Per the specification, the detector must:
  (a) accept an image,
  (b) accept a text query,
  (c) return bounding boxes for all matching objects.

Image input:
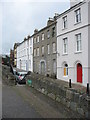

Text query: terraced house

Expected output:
[17,35,33,72]
[57,0,90,86]
[33,17,57,77]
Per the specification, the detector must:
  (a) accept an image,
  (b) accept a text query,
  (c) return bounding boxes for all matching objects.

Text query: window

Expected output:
[42,33,44,40]
[34,37,36,43]
[52,27,55,37]
[63,16,67,29]
[37,36,39,43]
[37,47,39,56]
[29,60,31,69]
[47,44,50,54]
[27,40,29,47]
[42,46,44,55]
[30,39,32,45]
[30,47,32,54]
[52,43,56,53]
[76,33,81,52]
[34,49,36,56]
[27,48,29,55]
[47,30,50,39]
[64,63,68,76]
[63,38,68,54]
[75,9,81,23]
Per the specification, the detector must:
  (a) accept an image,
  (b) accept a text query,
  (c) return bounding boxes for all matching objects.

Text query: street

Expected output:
[2,78,83,118]
[2,84,41,118]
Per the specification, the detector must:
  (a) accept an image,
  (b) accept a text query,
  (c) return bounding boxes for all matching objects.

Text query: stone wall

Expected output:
[2,65,15,85]
[26,72,90,118]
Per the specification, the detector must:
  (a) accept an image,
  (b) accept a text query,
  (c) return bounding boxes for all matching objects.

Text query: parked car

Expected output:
[15,71,28,84]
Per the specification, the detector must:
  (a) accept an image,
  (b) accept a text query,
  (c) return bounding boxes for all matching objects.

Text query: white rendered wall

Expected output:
[28,37,33,72]
[57,2,89,86]
[17,40,28,71]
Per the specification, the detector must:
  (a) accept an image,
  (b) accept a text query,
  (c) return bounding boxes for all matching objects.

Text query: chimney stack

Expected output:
[47,17,54,26]
[34,29,38,34]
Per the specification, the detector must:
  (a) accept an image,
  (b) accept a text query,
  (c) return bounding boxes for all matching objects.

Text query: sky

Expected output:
[0,0,70,55]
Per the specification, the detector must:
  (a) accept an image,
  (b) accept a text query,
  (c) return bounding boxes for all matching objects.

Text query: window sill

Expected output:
[74,51,82,54]
[62,27,67,30]
[62,53,68,56]
[74,21,81,25]
[53,52,57,54]
[63,76,68,78]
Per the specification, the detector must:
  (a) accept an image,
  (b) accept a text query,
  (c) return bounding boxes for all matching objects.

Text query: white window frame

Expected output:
[30,39,32,45]
[42,46,44,55]
[63,38,68,54]
[30,47,32,55]
[52,42,56,53]
[37,47,39,56]
[75,8,81,23]
[34,49,36,56]
[37,36,39,43]
[63,16,67,29]
[47,44,50,54]
[47,30,50,39]
[34,37,36,43]
[76,33,82,52]
[42,33,44,41]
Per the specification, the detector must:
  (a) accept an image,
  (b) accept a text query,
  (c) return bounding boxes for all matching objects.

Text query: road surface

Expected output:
[2,79,83,118]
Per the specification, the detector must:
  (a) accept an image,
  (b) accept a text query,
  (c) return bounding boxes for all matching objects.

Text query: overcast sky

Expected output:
[1,0,70,55]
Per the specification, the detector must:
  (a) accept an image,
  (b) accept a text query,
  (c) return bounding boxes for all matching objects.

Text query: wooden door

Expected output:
[77,63,82,83]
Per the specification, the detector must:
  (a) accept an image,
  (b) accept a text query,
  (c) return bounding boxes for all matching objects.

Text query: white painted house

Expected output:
[17,35,33,72]
[57,0,90,86]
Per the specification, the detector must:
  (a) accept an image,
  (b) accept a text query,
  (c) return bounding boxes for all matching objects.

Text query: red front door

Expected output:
[77,63,82,83]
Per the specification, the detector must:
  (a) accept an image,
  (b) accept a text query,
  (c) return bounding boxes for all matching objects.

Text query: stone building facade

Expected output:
[33,18,57,77]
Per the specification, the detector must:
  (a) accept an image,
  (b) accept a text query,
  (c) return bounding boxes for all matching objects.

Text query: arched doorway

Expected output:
[41,61,45,75]
[77,63,82,83]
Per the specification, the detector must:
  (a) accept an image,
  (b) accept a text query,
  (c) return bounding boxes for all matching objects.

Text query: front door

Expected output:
[41,62,45,75]
[77,63,82,83]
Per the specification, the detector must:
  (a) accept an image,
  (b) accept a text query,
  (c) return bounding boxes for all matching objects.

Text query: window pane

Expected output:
[47,30,50,38]
[42,33,44,40]
[37,36,39,42]
[48,45,50,54]
[53,43,56,53]
[76,33,81,51]
[75,9,81,23]
[52,27,55,37]
[63,16,67,29]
